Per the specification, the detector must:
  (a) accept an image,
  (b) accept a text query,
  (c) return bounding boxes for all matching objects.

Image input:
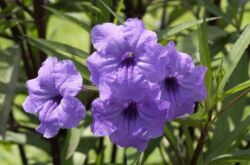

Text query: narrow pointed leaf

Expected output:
[98,0,124,24]
[0,47,20,138]
[158,17,219,40]
[218,25,250,93]
[44,6,91,32]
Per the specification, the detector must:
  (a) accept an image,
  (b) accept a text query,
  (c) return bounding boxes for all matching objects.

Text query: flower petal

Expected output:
[138,97,168,138]
[122,18,157,51]
[91,23,127,55]
[36,122,60,138]
[91,98,122,136]
[54,60,82,96]
[57,96,86,128]
[86,52,119,86]
[38,57,58,89]
[110,66,149,101]
[110,130,149,151]
[25,78,57,113]
[36,100,60,138]
[23,96,40,114]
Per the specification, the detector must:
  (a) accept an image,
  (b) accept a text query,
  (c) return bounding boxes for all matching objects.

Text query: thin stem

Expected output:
[190,126,207,165]
[33,0,47,63]
[14,0,35,18]
[164,130,183,165]
[160,0,167,30]
[208,88,250,129]
[0,0,36,79]
[158,144,168,165]
[18,145,28,165]
[190,109,213,165]
[0,33,16,40]
[49,136,61,165]
[111,143,117,163]
[8,112,28,165]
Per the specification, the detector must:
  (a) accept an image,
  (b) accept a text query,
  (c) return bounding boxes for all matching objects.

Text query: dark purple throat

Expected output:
[164,76,179,93]
[120,52,135,67]
[122,101,138,120]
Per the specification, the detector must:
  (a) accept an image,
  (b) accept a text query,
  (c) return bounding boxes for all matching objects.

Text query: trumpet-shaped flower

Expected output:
[87,18,159,97]
[91,84,169,151]
[147,42,207,120]
[23,57,86,138]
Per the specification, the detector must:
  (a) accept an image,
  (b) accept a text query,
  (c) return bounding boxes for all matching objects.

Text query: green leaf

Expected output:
[197,19,212,108]
[62,127,84,159]
[142,137,163,163]
[223,80,250,97]
[196,0,231,24]
[26,37,90,81]
[206,115,250,161]
[217,24,250,93]
[26,37,89,58]
[210,149,250,164]
[0,47,20,138]
[158,17,219,41]
[113,0,123,24]
[44,6,91,32]
[98,0,125,24]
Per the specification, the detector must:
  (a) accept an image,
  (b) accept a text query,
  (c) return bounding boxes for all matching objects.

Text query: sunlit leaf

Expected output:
[98,0,125,24]
[0,47,20,138]
[44,6,91,32]
[211,149,250,164]
[218,25,250,93]
[62,127,84,159]
[197,19,212,108]
[158,17,219,40]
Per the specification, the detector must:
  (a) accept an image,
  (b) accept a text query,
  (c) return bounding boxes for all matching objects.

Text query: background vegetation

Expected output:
[0,0,250,164]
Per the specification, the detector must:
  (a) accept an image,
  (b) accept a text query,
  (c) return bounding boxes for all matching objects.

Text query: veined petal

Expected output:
[38,57,57,89]
[91,23,128,55]
[91,98,122,136]
[110,127,149,151]
[122,18,157,51]
[54,60,82,96]
[25,79,57,112]
[36,122,60,139]
[57,96,86,128]
[86,51,119,86]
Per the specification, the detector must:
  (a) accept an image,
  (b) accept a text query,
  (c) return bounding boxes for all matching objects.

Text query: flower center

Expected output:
[53,95,63,105]
[120,52,135,67]
[122,101,138,120]
[164,76,179,93]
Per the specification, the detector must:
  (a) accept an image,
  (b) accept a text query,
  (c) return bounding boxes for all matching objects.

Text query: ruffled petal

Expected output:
[166,100,195,121]
[110,66,149,101]
[37,57,57,89]
[91,98,122,136]
[22,96,40,114]
[25,79,57,113]
[137,96,168,138]
[54,60,82,96]
[57,96,86,128]
[36,122,60,138]
[110,128,149,151]
[86,51,119,86]
[36,100,60,138]
[122,18,157,51]
[138,44,168,82]
[179,66,207,100]
[91,23,128,55]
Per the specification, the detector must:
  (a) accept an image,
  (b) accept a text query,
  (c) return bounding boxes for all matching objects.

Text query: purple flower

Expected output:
[87,18,159,97]
[91,84,169,151]
[147,42,207,121]
[23,57,86,138]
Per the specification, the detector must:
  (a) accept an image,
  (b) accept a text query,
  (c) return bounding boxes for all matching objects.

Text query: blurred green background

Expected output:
[1,0,250,164]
